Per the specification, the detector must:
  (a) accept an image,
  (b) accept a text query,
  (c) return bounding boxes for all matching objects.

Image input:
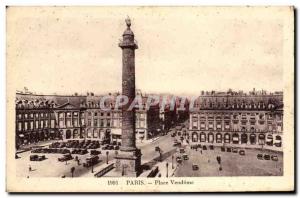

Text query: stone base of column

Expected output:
[114,149,142,177]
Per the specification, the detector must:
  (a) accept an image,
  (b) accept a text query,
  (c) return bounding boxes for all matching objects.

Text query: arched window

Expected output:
[232,133,239,144]
[192,132,198,142]
[216,133,222,143]
[224,133,230,143]
[208,132,214,143]
[200,132,206,142]
[241,133,248,144]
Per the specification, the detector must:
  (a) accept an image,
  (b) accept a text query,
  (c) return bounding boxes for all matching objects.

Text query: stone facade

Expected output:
[15,92,161,149]
[188,90,283,148]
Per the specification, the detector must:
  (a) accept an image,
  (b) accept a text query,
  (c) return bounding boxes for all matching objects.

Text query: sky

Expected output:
[7,6,288,96]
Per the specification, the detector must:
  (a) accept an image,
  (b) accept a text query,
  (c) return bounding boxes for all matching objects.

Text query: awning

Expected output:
[111,128,121,135]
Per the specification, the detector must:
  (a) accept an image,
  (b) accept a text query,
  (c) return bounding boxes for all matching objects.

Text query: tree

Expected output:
[71,167,75,178]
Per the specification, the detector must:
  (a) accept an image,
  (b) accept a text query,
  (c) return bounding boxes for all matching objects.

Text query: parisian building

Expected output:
[15,91,168,149]
[188,89,283,148]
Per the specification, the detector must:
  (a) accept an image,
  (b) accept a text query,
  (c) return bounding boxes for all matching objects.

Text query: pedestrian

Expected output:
[29,165,32,172]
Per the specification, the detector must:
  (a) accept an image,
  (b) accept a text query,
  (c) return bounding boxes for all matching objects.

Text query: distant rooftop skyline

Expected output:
[8,7,286,96]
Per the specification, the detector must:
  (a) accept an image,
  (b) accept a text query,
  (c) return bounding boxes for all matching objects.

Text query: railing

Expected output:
[94,163,114,177]
[147,166,159,178]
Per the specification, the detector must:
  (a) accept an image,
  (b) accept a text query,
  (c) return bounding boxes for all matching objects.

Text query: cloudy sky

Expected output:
[7,6,288,95]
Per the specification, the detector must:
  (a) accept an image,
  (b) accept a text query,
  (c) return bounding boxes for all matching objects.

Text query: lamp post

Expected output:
[106,151,109,164]
[166,162,169,178]
[172,155,174,169]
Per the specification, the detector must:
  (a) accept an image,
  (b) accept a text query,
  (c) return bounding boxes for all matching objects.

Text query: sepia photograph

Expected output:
[5,6,294,192]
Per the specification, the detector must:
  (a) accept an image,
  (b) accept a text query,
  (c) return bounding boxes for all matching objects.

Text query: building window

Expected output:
[51,120,55,128]
[192,121,198,129]
[35,121,39,129]
[18,114,22,119]
[41,113,44,118]
[81,118,85,126]
[94,119,98,127]
[30,121,33,130]
[59,113,64,118]
[59,120,64,128]
[200,122,205,129]
[73,119,78,127]
[208,122,214,129]
[100,119,104,127]
[66,119,71,127]
[94,112,97,116]
[107,113,111,117]
[18,122,22,131]
[40,120,44,128]
[30,113,34,118]
[45,120,48,128]
[107,119,111,127]
[140,121,145,128]
[113,119,118,127]
[88,119,91,127]
[100,112,104,116]
[66,112,71,117]
[73,112,78,117]
[24,114,28,119]
[88,112,92,116]
[35,113,39,118]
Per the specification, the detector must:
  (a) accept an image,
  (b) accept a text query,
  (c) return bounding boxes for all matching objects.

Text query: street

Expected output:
[15,129,283,177]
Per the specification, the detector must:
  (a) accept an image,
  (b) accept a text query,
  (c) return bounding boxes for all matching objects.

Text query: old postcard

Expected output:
[6,6,294,192]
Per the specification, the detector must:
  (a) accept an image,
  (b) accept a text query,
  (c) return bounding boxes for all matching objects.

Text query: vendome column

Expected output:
[115,17,142,177]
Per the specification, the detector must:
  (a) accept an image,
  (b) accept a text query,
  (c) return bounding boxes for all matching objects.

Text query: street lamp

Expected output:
[172,155,174,169]
[166,162,169,178]
[106,151,109,164]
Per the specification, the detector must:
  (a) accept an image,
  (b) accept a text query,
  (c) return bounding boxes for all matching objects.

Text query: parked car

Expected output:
[239,150,245,156]
[232,148,238,153]
[226,147,232,152]
[179,148,185,153]
[209,145,214,150]
[58,154,73,162]
[221,147,225,152]
[171,133,176,137]
[176,156,182,163]
[37,155,46,161]
[192,164,199,171]
[30,155,39,161]
[264,154,271,160]
[83,155,100,167]
[114,145,120,150]
[274,136,282,147]
[266,134,274,146]
[102,144,109,150]
[203,145,207,150]
[257,154,263,160]
[182,154,189,160]
[271,155,278,161]
[90,150,101,155]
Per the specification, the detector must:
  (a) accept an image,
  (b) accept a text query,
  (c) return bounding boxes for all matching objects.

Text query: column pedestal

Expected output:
[115,149,142,177]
